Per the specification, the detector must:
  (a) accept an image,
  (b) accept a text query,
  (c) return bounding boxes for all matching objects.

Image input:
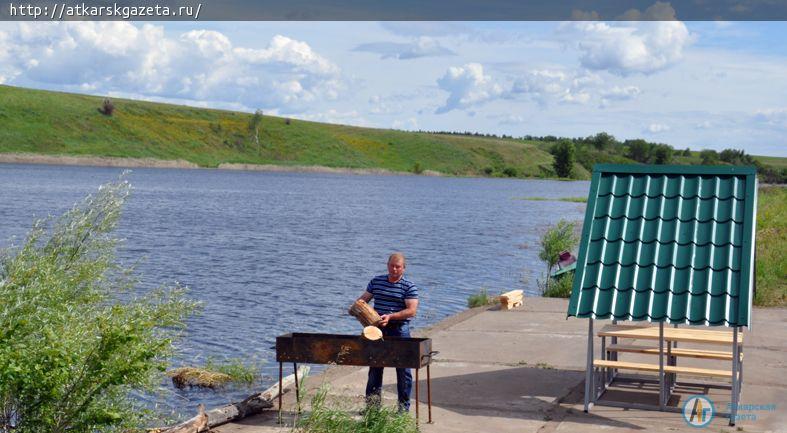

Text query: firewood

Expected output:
[349,299,382,327]
[362,326,383,340]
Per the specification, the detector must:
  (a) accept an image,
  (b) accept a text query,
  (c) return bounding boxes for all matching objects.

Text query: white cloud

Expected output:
[293,109,369,127]
[1,23,342,113]
[754,108,787,127]
[511,69,600,106]
[645,123,670,133]
[353,37,455,60]
[392,117,418,130]
[562,19,693,76]
[695,120,713,129]
[436,63,503,114]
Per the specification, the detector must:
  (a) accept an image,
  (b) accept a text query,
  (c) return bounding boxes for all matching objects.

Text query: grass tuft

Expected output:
[754,186,787,306]
[467,288,498,308]
[297,387,418,433]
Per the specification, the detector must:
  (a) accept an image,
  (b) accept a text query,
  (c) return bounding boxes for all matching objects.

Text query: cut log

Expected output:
[362,326,383,341]
[349,299,382,327]
[154,365,309,433]
[157,404,208,433]
[499,290,523,310]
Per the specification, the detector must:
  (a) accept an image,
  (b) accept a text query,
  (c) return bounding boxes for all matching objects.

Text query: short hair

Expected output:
[388,252,406,265]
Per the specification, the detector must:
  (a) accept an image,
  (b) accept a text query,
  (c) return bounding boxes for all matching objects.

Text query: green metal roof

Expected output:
[567,164,758,327]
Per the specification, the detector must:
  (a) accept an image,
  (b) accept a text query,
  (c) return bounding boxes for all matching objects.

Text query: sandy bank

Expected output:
[0,153,443,177]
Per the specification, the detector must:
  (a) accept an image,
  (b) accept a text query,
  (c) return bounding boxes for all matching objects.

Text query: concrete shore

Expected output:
[214,298,787,433]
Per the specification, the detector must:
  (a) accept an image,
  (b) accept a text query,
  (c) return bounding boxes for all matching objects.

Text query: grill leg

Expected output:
[427,364,433,424]
[278,362,283,424]
[415,368,420,424]
[293,362,300,413]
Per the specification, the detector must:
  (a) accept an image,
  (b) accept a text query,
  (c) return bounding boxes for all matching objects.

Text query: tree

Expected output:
[652,144,674,164]
[538,220,579,294]
[590,132,616,151]
[625,139,652,163]
[551,140,576,178]
[0,178,199,432]
[249,109,264,155]
[700,149,720,165]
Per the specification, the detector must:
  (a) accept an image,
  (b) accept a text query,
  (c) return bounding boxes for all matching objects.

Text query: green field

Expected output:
[755,186,787,306]
[0,85,559,178]
[1,85,784,182]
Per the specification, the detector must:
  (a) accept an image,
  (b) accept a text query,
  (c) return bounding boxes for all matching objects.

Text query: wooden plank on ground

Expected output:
[593,359,733,378]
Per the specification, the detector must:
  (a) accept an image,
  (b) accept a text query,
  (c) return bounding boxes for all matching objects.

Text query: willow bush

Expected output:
[0,178,199,433]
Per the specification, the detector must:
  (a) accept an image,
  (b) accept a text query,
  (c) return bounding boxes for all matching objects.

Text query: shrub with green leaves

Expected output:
[538,220,579,295]
[0,178,199,432]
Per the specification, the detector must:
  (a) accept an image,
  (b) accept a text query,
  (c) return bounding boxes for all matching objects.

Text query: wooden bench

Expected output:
[605,344,740,361]
[598,324,743,345]
[594,359,733,379]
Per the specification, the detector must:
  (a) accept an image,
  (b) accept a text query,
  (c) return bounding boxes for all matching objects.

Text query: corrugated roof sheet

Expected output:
[567,164,758,327]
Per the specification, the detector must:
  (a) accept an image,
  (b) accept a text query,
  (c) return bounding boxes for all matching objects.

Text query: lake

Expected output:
[0,163,589,419]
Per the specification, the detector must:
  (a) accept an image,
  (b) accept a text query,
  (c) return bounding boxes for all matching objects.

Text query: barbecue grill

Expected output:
[276,332,437,423]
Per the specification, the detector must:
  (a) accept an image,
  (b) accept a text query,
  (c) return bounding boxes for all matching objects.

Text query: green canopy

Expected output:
[567,164,758,327]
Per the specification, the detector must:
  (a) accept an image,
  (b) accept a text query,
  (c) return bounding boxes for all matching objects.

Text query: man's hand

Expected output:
[378,314,391,327]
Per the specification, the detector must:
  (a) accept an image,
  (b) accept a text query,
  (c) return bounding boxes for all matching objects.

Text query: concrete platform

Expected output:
[213,298,787,433]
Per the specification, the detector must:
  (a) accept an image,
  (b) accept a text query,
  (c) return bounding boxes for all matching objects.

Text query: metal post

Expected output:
[659,322,665,410]
[600,335,607,388]
[293,362,300,412]
[427,364,433,424]
[415,367,420,424]
[584,318,594,412]
[730,327,740,426]
[278,362,283,424]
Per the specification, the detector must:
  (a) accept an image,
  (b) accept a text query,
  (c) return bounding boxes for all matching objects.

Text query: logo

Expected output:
[683,395,714,428]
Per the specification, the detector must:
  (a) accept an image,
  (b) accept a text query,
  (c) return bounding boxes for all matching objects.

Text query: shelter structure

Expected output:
[567,164,758,425]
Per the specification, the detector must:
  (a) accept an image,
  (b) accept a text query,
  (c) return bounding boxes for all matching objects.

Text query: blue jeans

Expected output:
[365,321,412,411]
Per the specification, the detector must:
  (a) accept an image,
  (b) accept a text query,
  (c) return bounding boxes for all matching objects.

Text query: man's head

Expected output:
[387,252,406,282]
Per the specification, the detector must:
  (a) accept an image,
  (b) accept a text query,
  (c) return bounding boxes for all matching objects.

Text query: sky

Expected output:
[1,14,787,156]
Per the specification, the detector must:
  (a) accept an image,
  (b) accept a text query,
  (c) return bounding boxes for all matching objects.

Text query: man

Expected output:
[352,252,419,412]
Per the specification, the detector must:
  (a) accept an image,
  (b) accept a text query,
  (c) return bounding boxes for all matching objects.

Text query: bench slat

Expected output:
[605,344,738,360]
[594,359,733,378]
[598,324,743,345]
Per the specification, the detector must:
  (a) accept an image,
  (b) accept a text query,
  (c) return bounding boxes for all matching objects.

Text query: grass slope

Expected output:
[0,85,555,178]
[755,186,787,306]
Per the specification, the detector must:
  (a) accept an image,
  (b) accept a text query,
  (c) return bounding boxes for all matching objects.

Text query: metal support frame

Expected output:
[585,321,745,424]
[730,327,740,426]
[584,318,594,412]
[658,322,665,409]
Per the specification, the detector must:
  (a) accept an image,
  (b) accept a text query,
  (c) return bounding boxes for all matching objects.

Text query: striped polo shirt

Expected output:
[366,274,418,320]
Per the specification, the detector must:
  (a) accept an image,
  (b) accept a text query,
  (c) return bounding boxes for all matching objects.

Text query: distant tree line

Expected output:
[389,129,784,183]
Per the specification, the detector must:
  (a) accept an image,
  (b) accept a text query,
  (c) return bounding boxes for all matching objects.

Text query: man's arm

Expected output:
[348,291,373,315]
[379,299,418,327]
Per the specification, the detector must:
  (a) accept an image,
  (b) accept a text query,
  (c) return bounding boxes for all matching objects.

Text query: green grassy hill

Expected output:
[0,85,560,178]
[1,85,784,181]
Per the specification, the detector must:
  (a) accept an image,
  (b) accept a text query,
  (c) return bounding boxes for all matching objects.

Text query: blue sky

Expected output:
[1,16,786,156]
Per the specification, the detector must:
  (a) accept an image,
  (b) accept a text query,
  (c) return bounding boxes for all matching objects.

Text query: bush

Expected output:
[467,288,496,308]
[412,162,423,174]
[0,178,199,432]
[502,166,518,177]
[98,98,114,116]
[542,274,574,298]
[538,220,579,294]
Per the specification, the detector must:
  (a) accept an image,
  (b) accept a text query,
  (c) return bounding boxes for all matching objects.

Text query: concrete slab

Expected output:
[211,299,787,433]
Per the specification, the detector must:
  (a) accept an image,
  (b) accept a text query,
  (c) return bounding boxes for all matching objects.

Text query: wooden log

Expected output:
[349,299,382,327]
[362,326,383,341]
[157,404,208,433]
[155,365,309,433]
